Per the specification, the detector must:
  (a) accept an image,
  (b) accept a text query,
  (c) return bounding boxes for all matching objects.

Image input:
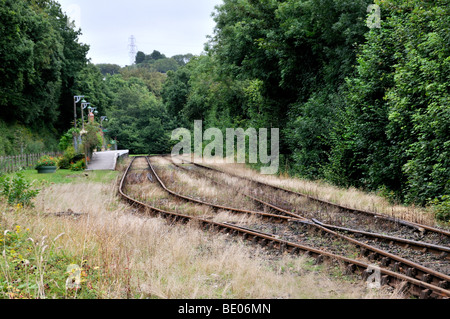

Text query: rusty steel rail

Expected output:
[169,156,450,261]
[178,157,450,238]
[119,156,450,299]
[162,155,306,220]
[311,219,450,260]
[147,157,300,223]
[148,156,450,293]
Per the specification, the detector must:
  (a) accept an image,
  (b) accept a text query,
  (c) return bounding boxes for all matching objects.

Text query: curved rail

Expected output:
[177,156,450,238]
[147,157,301,222]
[148,156,450,290]
[170,156,450,261]
[118,156,450,299]
[166,156,308,218]
[311,219,450,260]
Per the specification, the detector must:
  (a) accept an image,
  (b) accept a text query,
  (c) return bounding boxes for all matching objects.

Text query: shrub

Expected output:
[57,156,71,170]
[429,195,450,224]
[58,128,80,151]
[0,171,40,207]
[58,146,85,169]
[70,159,86,171]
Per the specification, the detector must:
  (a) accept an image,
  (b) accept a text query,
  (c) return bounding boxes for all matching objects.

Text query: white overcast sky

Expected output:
[56,0,223,66]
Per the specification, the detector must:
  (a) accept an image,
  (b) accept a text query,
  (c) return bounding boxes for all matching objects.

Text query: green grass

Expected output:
[3,169,119,185]
[0,225,102,299]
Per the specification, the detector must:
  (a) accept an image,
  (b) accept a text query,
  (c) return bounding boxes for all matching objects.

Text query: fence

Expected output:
[0,152,61,174]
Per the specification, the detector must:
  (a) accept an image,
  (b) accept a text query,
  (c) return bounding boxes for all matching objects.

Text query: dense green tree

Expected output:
[105,75,174,154]
[96,64,121,76]
[135,51,146,64]
[0,0,88,153]
[72,63,110,119]
[147,50,166,61]
[162,68,192,124]
[329,0,450,205]
[161,0,449,208]
[172,54,194,67]
[120,66,167,97]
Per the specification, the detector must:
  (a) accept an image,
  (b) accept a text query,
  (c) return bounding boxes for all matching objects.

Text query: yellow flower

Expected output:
[15,225,21,234]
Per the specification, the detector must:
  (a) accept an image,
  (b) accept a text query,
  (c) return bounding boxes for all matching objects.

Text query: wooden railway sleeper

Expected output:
[391,262,401,272]
[369,252,378,261]
[381,275,390,286]
[420,289,432,299]
[406,267,417,278]
[422,274,432,283]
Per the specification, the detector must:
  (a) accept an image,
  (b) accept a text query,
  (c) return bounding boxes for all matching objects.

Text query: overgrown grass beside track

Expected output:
[1,160,400,299]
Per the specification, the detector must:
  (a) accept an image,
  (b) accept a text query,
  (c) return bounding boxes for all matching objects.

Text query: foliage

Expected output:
[327,0,450,205]
[70,159,86,172]
[96,63,121,76]
[72,63,111,119]
[0,224,101,299]
[428,195,450,224]
[57,146,84,170]
[0,171,40,207]
[0,0,89,133]
[105,75,175,154]
[58,128,80,152]
[119,66,167,97]
[81,123,102,159]
[134,50,179,73]
[0,120,58,156]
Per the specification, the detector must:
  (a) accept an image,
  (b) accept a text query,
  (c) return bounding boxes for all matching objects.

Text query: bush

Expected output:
[0,171,40,207]
[429,195,450,224]
[57,156,71,170]
[59,128,80,151]
[58,146,85,169]
[70,159,86,171]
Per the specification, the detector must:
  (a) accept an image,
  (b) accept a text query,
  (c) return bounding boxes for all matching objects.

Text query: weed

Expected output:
[0,171,40,207]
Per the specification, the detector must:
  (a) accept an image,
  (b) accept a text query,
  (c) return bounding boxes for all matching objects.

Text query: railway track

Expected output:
[149,156,450,290]
[172,156,450,243]
[119,156,450,299]
[180,156,450,239]
[166,156,450,262]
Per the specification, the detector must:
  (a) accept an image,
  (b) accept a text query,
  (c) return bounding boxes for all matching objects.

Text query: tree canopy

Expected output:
[161,0,450,209]
[1,0,448,211]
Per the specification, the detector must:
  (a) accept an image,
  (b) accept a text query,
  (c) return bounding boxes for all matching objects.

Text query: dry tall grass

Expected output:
[0,163,400,299]
[183,155,436,227]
